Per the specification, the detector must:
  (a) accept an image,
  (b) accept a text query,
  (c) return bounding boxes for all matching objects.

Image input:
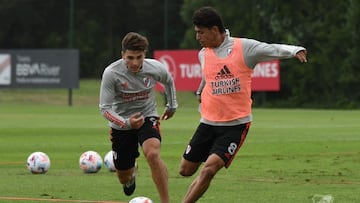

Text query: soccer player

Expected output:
[179,7,307,203]
[99,32,178,203]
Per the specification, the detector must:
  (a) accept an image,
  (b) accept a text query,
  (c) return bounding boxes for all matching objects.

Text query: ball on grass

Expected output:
[26,151,51,174]
[129,196,154,203]
[79,150,102,173]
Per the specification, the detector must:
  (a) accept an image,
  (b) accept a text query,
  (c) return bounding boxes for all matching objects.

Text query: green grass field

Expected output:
[0,80,359,203]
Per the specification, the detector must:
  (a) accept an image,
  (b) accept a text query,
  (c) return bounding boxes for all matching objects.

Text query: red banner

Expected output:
[154,50,279,92]
[251,60,280,91]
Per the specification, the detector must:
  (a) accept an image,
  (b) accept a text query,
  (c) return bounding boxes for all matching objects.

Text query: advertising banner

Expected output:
[251,60,280,91]
[154,50,279,92]
[154,50,201,91]
[0,49,79,88]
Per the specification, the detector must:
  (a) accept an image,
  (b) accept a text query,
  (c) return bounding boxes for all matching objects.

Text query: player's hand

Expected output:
[129,112,145,129]
[161,110,175,120]
[296,50,307,63]
[196,92,201,103]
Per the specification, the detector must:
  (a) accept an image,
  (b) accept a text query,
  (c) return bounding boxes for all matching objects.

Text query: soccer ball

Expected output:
[104,150,116,172]
[129,196,154,203]
[79,150,103,173]
[26,152,51,174]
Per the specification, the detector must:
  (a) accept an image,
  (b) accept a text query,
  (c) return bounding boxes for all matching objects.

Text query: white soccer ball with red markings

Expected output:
[26,152,51,174]
[104,150,116,172]
[79,150,103,173]
[129,196,154,203]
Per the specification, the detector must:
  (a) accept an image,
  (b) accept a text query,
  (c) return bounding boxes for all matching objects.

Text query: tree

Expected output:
[0,0,186,78]
[340,0,360,108]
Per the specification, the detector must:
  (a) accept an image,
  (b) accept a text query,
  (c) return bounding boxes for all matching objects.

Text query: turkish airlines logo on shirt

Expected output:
[211,65,241,95]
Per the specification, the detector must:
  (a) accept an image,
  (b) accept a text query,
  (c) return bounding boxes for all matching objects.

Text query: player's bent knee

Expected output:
[179,166,197,177]
[179,159,201,176]
[179,169,193,177]
[144,151,160,164]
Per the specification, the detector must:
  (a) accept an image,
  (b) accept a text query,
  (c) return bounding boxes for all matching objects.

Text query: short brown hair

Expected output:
[121,32,149,51]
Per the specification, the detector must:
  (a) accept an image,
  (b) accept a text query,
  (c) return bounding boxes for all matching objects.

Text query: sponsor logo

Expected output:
[215,65,234,80]
[119,91,150,102]
[211,66,241,95]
